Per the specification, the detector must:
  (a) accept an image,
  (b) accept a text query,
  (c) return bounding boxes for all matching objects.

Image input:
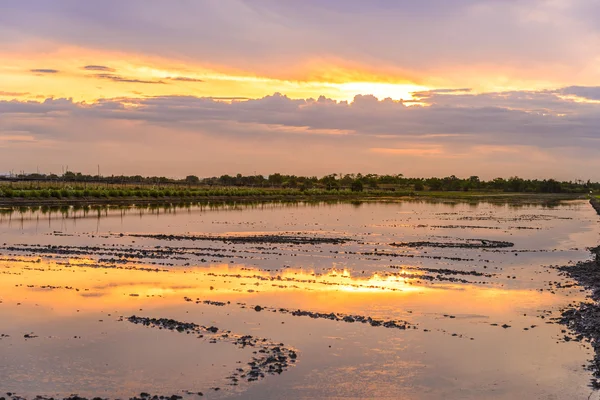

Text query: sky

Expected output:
[1,0,600,179]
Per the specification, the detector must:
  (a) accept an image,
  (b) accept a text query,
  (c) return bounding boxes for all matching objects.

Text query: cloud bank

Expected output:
[1,87,599,179]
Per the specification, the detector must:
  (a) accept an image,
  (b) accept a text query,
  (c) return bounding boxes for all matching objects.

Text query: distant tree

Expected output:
[63,171,77,180]
[491,177,507,190]
[540,179,563,193]
[340,174,355,186]
[351,180,364,192]
[300,181,313,191]
[427,178,442,191]
[268,173,284,187]
[185,175,200,184]
[320,174,338,190]
[468,176,481,189]
[441,175,461,191]
[507,176,524,192]
[283,176,298,188]
[219,175,235,186]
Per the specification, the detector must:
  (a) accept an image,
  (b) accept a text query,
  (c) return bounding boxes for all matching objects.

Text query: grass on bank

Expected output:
[0,184,586,204]
[0,186,415,200]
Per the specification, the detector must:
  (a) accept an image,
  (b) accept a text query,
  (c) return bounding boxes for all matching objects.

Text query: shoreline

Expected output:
[0,192,584,208]
[591,197,600,215]
[558,198,600,388]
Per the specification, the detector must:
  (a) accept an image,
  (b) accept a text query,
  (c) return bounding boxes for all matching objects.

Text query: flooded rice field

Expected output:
[1,199,599,400]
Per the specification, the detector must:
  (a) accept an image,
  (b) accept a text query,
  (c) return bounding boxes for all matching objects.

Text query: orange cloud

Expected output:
[0,46,433,103]
[2,39,590,106]
[370,147,445,156]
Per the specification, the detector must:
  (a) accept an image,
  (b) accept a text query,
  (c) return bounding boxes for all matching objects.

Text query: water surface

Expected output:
[1,200,599,399]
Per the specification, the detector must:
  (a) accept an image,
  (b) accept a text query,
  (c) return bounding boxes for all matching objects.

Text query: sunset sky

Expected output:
[2,0,600,179]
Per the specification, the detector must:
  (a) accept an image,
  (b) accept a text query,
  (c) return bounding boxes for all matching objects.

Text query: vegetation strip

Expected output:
[0,172,588,207]
[0,171,592,193]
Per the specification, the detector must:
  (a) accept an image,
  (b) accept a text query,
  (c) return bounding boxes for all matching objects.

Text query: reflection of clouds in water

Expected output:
[79,292,105,298]
[0,257,564,321]
[91,281,168,290]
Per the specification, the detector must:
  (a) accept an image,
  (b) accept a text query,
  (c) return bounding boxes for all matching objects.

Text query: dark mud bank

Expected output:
[591,198,600,216]
[558,199,600,388]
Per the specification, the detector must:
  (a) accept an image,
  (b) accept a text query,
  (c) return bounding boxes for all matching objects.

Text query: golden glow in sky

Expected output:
[0,48,569,105]
[0,48,429,103]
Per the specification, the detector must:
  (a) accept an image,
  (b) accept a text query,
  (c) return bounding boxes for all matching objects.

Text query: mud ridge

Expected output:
[390,239,514,249]
[186,299,476,340]
[126,316,297,386]
[124,233,352,245]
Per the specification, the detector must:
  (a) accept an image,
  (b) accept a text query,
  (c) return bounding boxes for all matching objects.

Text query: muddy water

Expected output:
[0,200,599,399]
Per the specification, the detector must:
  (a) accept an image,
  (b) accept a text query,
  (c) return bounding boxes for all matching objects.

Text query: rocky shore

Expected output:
[557,199,600,388]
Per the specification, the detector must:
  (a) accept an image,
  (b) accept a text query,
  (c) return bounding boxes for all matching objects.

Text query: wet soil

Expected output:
[390,239,514,249]
[557,200,600,388]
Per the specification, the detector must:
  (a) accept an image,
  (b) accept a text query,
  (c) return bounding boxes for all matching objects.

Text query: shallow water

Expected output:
[0,199,599,399]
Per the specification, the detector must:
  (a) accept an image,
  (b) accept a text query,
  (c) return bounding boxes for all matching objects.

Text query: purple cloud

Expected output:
[30,69,59,74]
[82,65,116,72]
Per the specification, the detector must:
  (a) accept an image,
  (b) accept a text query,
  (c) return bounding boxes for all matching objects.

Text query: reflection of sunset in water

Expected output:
[0,257,561,319]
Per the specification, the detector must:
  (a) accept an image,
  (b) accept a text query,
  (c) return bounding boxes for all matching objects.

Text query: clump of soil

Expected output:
[390,239,514,249]
[558,246,600,301]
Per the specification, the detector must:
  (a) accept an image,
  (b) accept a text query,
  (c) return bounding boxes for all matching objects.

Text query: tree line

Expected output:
[1,172,597,193]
